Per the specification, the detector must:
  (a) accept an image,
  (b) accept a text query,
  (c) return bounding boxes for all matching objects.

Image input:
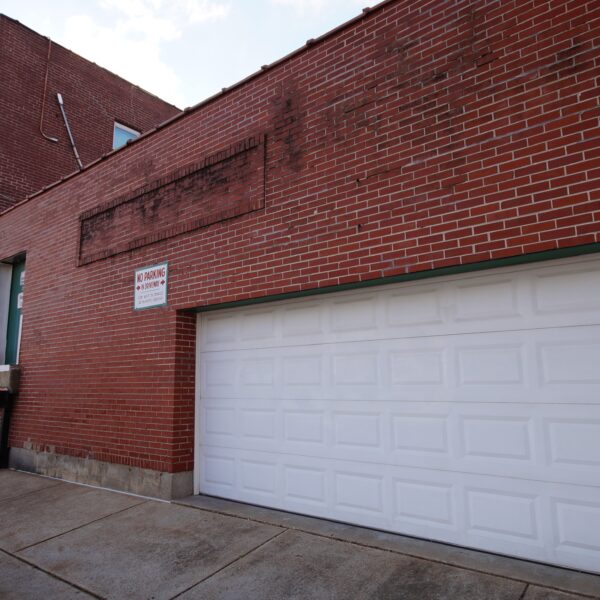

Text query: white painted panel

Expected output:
[241,311,275,341]
[455,279,518,321]
[394,480,454,526]
[197,254,600,573]
[204,314,235,344]
[461,417,531,460]
[205,359,236,385]
[241,410,276,440]
[386,288,442,326]
[335,472,383,514]
[284,411,324,443]
[466,489,539,541]
[284,466,326,505]
[331,297,376,332]
[553,498,600,572]
[392,415,448,454]
[203,454,235,487]
[240,460,277,495]
[205,408,235,436]
[547,421,600,467]
[333,353,377,385]
[282,304,322,336]
[390,350,443,384]
[283,356,321,385]
[334,413,380,448]
[458,346,523,385]
[240,358,274,385]
[555,500,600,548]
[540,342,600,383]
[534,267,600,314]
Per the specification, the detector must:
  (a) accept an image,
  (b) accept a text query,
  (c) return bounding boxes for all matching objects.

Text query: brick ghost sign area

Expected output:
[78,135,266,265]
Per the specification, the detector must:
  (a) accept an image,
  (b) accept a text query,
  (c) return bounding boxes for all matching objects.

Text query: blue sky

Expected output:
[2,0,367,108]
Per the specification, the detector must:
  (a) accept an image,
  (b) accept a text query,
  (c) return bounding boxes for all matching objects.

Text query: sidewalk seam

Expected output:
[0,547,105,599]
[518,583,530,600]
[0,481,64,504]
[14,500,147,553]
[168,528,289,600]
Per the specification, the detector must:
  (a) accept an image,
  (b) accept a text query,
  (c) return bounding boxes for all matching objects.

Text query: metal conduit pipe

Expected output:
[56,93,83,171]
[39,38,58,143]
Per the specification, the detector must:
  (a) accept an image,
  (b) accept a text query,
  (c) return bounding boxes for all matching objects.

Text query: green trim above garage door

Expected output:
[192,243,600,313]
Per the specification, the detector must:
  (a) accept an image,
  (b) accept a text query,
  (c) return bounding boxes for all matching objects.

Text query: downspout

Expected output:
[39,38,58,143]
[56,93,83,171]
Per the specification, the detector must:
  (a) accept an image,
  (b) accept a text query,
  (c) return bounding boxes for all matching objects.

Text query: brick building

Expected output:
[0,14,180,209]
[1,0,600,574]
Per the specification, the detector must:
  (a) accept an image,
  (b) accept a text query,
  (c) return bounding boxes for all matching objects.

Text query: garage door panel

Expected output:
[200,401,600,487]
[200,259,600,353]
[546,419,600,469]
[552,497,600,571]
[201,328,600,404]
[197,255,600,573]
[533,264,600,315]
[538,339,600,385]
[198,445,600,571]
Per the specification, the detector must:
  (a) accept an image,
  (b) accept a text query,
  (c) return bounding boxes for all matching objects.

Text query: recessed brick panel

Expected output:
[78,136,266,264]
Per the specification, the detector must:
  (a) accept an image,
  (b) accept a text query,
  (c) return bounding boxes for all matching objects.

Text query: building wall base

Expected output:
[8,447,193,500]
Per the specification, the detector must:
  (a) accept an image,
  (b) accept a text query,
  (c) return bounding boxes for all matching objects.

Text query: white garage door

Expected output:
[196,255,600,573]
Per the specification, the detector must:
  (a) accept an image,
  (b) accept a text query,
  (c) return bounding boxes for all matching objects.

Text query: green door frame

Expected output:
[5,260,25,365]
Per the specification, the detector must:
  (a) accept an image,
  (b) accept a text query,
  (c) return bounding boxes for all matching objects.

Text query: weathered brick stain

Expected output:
[79,136,266,264]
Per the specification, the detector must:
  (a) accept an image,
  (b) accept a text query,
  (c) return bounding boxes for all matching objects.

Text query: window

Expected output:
[112,122,140,150]
[1,256,25,365]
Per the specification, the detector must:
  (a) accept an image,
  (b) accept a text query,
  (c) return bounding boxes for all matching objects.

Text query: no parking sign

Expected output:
[134,263,168,310]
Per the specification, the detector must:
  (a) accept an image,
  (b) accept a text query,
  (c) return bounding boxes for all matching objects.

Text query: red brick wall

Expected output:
[1,0,599,475]
[0,15,180,206]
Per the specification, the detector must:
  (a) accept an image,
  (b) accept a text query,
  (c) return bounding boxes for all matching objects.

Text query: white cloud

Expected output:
[62,0,230,107]
[271,0,363,16]
[99,0,230,26]
[173,0,230,22]
[63,14,184,106]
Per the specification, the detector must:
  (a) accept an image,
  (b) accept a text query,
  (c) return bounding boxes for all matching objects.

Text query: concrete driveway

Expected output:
[0,470,598,600]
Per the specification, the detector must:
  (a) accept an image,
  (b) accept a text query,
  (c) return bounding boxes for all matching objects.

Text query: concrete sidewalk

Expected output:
[0,470,598,600]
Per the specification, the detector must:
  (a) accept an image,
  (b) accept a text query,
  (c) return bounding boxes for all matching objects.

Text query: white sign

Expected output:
[134,263,168,310]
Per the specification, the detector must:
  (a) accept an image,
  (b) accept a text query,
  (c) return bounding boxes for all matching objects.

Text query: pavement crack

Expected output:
[518,583,530,600]
[0,481,64,504]
[168,527,289,600]
[14,500,147,553]
[0,547,105,599]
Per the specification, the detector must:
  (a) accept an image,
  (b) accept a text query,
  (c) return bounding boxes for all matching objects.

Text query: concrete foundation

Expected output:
[9,447,193,500]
